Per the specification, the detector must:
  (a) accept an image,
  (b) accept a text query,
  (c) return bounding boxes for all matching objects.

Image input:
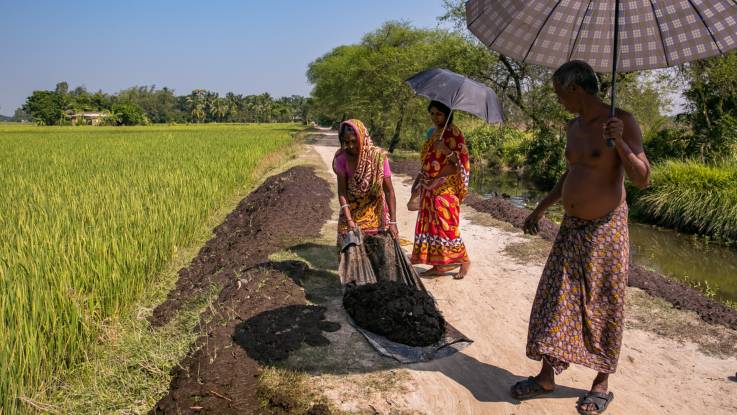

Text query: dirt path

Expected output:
[309,138,737,415]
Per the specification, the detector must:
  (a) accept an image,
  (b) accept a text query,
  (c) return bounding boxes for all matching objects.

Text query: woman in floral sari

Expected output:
[335,120,431,290]
[411,101,471,279]
[333,119,398,243]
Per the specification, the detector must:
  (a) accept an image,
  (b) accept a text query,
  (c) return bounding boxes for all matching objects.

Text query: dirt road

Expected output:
[308,137,737,415]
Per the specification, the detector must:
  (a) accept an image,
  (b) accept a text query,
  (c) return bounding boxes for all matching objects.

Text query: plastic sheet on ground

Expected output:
[338,232,473,363]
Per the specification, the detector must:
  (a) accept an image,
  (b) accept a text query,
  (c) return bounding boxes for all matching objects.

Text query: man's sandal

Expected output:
[576,391,614,414]
[510,377,554,400]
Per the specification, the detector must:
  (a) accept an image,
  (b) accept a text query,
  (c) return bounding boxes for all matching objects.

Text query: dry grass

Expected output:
[503,237,553,266]
[465,209,518,233]
[626,288,737,357]
[257,367,337,415]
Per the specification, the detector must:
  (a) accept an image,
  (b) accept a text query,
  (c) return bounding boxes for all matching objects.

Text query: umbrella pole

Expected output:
[440,109,453,139]
[607,0,621,148]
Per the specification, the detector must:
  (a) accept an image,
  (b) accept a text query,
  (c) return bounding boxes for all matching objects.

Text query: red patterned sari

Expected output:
[411,124,470,265]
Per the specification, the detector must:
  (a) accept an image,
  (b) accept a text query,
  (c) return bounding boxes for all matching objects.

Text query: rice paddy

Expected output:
[0,123,299,413]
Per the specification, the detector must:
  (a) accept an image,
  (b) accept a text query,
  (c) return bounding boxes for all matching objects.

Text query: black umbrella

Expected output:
[405,68,503,136]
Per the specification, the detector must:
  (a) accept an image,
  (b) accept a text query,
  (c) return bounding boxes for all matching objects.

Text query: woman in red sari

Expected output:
[411,101,471,279]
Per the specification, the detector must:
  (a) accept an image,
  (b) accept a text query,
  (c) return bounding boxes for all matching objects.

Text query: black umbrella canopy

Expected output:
[405,68,503,124]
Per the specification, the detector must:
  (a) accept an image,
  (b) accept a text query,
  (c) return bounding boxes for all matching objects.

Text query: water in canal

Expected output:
[469,169,737,304]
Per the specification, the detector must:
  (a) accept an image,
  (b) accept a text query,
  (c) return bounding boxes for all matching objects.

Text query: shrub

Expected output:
[111,102,149,126]
[465,125,530,169]
[631,160,737,242]
[644,126,692,163]
[524,127,567,189]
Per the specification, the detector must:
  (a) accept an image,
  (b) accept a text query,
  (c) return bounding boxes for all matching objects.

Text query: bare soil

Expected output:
[151,166,336,414]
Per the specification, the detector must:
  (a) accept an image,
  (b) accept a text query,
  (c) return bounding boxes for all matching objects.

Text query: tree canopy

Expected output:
[21,84,309,126]
[307,21,495,151]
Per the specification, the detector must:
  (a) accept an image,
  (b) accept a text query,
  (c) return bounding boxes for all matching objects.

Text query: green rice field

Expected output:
[0,123,299,413]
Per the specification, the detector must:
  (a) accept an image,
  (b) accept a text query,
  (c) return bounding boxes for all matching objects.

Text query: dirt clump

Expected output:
[152,166,335,414]
[343,280,445,347]
[149,166,333,328]
[628,266,737,331]
[465,193,559,241]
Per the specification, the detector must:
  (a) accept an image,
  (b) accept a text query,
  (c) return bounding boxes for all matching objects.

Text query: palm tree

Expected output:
[186,89,208,123]
[259,93,273,123]
[191,105,205,123]
[225,92,242,122]
[213,99,229,122]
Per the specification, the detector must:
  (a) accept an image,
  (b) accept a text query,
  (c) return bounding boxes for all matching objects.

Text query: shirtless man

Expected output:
[510,60,650,415]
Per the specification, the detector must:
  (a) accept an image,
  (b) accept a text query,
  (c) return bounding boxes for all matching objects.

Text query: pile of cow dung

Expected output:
[343,280,445,346]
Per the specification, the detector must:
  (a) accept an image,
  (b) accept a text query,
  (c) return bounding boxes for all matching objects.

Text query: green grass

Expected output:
[465,125,532,170]
[36,284,220,414]
[0,123,299,413]
[631,160,737,243]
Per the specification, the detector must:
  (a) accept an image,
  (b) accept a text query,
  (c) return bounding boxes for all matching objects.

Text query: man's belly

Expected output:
[562,166,624,220]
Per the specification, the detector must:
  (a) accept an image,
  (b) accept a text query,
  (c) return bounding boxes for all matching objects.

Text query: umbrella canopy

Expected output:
[405,68,504,124]
[466,0,737,73]
[466,0,737,146]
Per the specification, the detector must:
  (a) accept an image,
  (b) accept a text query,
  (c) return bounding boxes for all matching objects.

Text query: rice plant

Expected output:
[0,123,298,413]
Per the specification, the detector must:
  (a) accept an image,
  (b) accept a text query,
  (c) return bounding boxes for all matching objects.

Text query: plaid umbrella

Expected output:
[466,0,737,144]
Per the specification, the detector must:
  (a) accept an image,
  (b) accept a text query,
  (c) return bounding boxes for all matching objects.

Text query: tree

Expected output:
[12,107,33,122]
[307,21,495,151]
[212,98,229,122]
[225,92,242,121]
[111,102,148,125]
[681,51,737,161]
[117,86,182,123]
[55,81,69,95]
[186,89,208,123]
[20,82,307,126]
[23,90,66,125]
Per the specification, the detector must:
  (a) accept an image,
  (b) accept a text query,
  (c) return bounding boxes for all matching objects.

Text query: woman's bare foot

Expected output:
[420,265,457,277]
[454,262,471,279]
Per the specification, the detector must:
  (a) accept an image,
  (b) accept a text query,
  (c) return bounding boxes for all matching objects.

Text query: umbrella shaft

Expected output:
[439,109,453,143]
[608,0,621,147]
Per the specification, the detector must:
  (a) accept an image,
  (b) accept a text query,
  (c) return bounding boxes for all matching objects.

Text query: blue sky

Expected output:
[0,0,449,115]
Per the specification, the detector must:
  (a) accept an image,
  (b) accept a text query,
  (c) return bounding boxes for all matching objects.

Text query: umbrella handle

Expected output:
[438,109,453,145]
[607,0,621,149]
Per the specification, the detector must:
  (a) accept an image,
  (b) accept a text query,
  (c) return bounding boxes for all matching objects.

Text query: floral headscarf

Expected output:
[335,119,386,197]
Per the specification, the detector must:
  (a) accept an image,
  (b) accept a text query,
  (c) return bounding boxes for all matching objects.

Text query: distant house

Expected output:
[68,112,105,126]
